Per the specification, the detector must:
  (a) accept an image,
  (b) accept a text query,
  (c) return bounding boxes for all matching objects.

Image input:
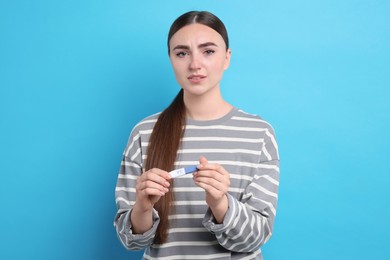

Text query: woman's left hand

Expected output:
[193,156,230,223]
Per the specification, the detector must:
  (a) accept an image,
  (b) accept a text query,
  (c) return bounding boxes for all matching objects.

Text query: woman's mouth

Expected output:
[188,74,206,84]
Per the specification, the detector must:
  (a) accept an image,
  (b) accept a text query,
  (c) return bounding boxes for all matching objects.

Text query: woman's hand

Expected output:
[135,168,171,212]
[131,168,171,234]
[194,156,230,223]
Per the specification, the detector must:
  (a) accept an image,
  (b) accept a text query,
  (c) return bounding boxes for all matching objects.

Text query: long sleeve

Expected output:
[114,109,278,259]
[113,128,160,250]
[202,126,280,252]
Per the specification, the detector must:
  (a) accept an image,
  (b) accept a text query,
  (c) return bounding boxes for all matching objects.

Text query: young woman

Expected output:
[114,11,280,259]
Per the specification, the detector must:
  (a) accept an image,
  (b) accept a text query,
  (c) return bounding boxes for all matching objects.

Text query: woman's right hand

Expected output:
[134,168,172,212]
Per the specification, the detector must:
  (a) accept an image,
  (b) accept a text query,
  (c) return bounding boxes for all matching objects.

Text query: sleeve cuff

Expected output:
[202,194,237,234]
[124,208,160,241]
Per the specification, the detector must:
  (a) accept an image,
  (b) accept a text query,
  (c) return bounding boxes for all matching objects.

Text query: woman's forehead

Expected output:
[169,23,226,49]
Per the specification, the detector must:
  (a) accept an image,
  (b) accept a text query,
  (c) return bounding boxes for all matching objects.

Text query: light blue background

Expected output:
[1,1,389,259]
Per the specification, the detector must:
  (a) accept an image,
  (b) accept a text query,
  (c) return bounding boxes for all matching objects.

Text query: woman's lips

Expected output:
[188,75,206,83]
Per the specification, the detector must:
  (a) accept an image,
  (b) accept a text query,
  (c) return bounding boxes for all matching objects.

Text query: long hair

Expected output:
[145,11,229,244]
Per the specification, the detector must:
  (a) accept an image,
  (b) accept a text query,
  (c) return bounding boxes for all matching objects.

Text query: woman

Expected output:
[114,11,279,259]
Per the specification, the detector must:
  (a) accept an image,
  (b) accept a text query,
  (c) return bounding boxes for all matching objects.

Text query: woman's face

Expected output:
[169,23,231,97]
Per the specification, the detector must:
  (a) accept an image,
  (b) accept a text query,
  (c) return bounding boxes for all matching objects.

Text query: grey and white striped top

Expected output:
[114,107,280,260]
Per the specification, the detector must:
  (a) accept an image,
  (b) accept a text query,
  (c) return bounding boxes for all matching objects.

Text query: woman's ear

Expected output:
[224,48,232,70]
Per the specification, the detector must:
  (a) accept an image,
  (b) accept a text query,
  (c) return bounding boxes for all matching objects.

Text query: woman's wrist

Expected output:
[209,195,228,224]
[130,203,154,234]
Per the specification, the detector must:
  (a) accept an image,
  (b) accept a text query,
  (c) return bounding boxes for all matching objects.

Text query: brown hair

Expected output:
[145,11,229,244]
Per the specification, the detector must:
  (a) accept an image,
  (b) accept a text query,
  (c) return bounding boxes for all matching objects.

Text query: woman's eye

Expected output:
[176,52,188,57]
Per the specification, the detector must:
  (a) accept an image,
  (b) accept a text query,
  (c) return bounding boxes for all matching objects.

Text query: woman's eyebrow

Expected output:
[172,42,218,51]
[172,45,190,51]
[198,42,218,48]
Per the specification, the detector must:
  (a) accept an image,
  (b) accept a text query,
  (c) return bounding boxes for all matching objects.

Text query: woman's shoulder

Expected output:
[233,108,275,131]
[131,112,161,133]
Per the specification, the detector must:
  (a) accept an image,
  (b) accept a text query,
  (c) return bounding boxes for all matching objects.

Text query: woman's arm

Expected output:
[114,129,170,250]
[131,168,171,234]
[194,156,230,223]
[201,127,280,252]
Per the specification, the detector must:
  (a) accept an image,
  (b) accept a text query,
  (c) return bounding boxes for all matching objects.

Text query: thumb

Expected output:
[199,155,208,165]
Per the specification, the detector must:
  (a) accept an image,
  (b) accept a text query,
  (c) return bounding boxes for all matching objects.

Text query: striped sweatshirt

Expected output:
[114,107,280,260]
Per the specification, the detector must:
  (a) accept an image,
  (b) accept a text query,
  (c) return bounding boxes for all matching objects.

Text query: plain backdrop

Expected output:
[1,0,389,259]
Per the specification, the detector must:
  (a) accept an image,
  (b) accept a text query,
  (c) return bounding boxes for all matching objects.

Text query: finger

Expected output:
[198,164,229,177]
[137,179,169,192]
[136,177,170,198]
[139,186,167,197]
[195,170,223,184]
[149,168,172,181]
[194,176,228,193]
[140,168,171,188]
[195,169,230,185]
[194,179,227,198]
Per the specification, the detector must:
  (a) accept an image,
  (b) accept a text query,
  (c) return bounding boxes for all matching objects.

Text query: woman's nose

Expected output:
[189,54,201,70]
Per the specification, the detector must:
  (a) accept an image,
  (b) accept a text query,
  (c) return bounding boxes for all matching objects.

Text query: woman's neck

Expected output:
[183,89,233,121]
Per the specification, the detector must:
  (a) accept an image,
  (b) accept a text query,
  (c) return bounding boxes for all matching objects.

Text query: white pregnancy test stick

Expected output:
[169,166,198,178]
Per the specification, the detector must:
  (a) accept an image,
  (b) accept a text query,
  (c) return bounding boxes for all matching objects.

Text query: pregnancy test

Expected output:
[169,166,198,178]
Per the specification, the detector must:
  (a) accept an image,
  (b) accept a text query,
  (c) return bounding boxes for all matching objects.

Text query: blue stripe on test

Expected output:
[184,166,198,174]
